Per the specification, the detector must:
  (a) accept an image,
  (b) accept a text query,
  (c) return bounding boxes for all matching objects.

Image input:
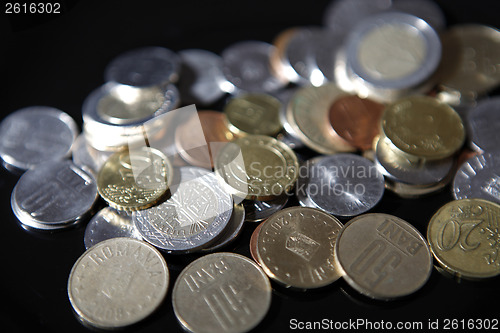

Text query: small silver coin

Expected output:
[453,153,500,204]
[72,134,112,177]
[335,213,432,300]
[222,40,287,94]
[0,106,77,172]
[104,46,180,87]
[11,160,97,229]
[307,154,385,217]
[243,195,289,223]
[202,203,246,252]
[68,238,169,329]
[178,49,229,106]
[172,252,271,333]
[84,207,142,250]
[467,97,500,153]
[133,167,233,253]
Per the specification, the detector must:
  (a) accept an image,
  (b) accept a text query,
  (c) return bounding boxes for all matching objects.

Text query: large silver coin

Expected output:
[68,238,169,329]
[84,207,142,249]
[11,160,97,229]
[222,40,286,94]
[104,46,180,87]
[134,167,233,253]
[335,213,432,299]
[243,195,289,223]
[453,153,500,204]
[172,252,271,333]
[467,97,500,153]
[0,106,77,172]
[202,203,245,252]
[307,154,385,217]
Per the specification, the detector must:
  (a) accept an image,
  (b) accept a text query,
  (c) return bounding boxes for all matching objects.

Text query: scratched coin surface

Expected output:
[467,97,500,153]
[336,213,432,299]
[97,147,172,211]
[428,199,500,279]
[11,160,97,229]
[172,252,271,333]
[0,106,78,172]
[68,238,169,329]
[256,207,344,289]
[133,167,233,253]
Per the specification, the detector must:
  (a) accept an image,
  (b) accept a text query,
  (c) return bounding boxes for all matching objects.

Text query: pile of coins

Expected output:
[2,0,500,331]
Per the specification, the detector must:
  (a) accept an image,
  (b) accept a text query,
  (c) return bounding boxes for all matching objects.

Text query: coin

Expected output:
[224,93,282,137]
[97,147,172,211]
[202,203,245,252]
[84,207,142,250]
[295,157,323,208]
[381,96,465,161]
[427,199,500,279]
[270,27,300,82]
[329,95,385,151]
[307,154,385,217]
[286,84,355,154]
[336,213,432,299]
[172,252,271,333]
[255,207,344,289]
[214,135,299,200]
[0,106,77,172]
[72,134,112,177]
[243,194,289,223]
[250,222,264,264]
[104,46,180,87]
[467,97,500,153]
[391,0,446,31]
[11,160,97,230]
[68,238,169,329]
[133,167,233,253]
[453,153,500,204]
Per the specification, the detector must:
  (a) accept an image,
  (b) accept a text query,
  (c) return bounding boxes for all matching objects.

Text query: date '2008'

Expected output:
[5,3,61,14]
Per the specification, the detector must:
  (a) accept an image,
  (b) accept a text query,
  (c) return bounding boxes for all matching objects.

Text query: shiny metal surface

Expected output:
[467,97,500,153]
[202,203,246,252]
[242,195,288,223]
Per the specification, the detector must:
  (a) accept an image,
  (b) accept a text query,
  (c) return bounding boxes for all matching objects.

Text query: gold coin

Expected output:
[97,146,172,211]
[427,198,500,279]
[381,95,465,161]
[286,84,355,154]
[255,207,344,289]
[214,135,298,200]
[224,93,282,137]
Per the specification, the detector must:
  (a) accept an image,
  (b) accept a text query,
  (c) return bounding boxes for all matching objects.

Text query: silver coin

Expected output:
[296,157,324,208]
[72,134,112,177]
[243,195,289,223]
[178,49,228,106]
[335,213,432,299]
[84,207,142,249]
[104,46,180,87]
[453,153,500,204]
[222,40,287,94]
[271,87,304,148]
[467,97,500,153]
[11,160,97,229]
[392,0,446,31]
[172,252,271,333]
[307,154,385,217]
[0,106,77,172]
[202,203,245,252]
[133,167,233,253]
[68,238,169,329]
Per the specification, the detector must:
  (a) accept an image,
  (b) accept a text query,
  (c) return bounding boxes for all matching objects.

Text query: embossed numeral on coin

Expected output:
[203,284,252,331]
[437,219,482,251]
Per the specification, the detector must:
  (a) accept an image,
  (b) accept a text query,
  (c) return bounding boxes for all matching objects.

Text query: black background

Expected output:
[2,1,500,332]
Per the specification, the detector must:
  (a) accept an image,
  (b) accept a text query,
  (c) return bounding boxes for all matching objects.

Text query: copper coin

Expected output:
[329,95,385,151]
[175,110,233,169]
[250,222,265,265]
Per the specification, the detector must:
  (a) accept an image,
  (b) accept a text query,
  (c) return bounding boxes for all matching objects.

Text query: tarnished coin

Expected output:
[224,93,282,137]
[104,46,180,87]
[256,207,344,289]
[84,207,142,250]
[202,203,245,252]
[382,96,465,161]
[214,135,299,200]
[467,97,500,153]
[0,106,77,172]
[68,238,169,329]
[172,252,271,333]
[133,167,233,253]
[336,213,432,299]
[453,153,500,204]
[97,147,172,211]
[243,195,289,223]
[427,199,500,279]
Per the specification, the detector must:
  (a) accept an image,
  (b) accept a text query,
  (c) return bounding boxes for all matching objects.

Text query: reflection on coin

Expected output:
[84,208,142,249]
[467,97,500,153]
[427,199,500,279]
[202,203,246,252]
[243,194,289,223]
[270,27,300,82]
[68,238,169,329]
[0,106,77,172]
[336,213,432,299]
[97,147,172,211]
[250,222,264,264]
[72,134,112,177]
[172,252,271,333]
[256,207,344,289]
